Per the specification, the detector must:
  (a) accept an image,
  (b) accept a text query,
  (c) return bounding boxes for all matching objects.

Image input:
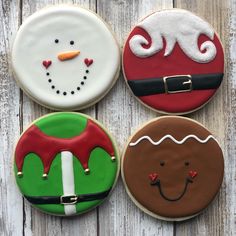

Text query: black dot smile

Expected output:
[44,69,89,96]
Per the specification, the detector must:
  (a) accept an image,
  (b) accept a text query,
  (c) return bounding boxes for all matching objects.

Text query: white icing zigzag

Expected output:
[129,9,217,63]
[129,135,218,146]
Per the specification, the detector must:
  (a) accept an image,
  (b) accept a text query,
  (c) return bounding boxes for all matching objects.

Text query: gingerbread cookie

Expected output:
[123,9,224,114]
[12,5,120,110]
[122,116,224,220]
[14,112,119,216]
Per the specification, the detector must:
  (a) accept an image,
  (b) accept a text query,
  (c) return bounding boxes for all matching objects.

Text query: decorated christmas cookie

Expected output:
[12,5,120,110]
[122,116,224,221]
[14,113,119,216]
[123,9,224,114]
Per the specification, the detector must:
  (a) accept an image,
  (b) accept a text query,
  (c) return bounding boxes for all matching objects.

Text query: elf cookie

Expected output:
[11,5,120,110]
[14,112,119,216]
[122,116,224,221]
[123,9,224,114]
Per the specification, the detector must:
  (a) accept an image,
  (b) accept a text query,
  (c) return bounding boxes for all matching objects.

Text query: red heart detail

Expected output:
[42,60,52,69]
[84,58,93,67]
[189,170,197,178]
[148,173,158,182]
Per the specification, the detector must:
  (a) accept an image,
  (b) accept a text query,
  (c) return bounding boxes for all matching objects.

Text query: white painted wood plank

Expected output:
[174,0,231,235]
[0,1,23,235]
[1,0,234,235]
[21,1,97,236]
[96,1,174,235]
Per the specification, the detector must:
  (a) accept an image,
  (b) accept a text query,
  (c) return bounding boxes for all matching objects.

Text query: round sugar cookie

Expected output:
[122,116,224,221]
[123,9,224,114]
[12,5,120,110]
[14,112,119,216]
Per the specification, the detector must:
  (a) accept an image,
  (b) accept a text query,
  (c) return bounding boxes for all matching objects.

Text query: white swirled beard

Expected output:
[129,9,217,63]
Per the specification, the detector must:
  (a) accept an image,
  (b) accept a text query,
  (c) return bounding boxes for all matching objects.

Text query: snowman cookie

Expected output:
[122,116,224,221]
[123,9,224,114]
[14,112,119,216]
[12,5,120,110]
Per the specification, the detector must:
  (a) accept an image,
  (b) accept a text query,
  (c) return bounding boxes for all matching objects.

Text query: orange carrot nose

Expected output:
[58,50,80,61]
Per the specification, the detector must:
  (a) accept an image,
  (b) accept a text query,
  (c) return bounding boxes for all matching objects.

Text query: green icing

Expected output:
[74,148,118,213]
[15,112,118,215]
[15,154,64,215]
[35,113,87,138]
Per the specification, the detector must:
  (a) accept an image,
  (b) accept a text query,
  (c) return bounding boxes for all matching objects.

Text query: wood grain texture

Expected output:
[21,1,97,236]
[96,1,174,235]
[0,0,22,235]
[0,0,234,235]
[174,0,230,235]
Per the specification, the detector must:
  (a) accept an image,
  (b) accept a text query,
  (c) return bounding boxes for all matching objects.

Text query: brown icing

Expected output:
[123,117,224,219]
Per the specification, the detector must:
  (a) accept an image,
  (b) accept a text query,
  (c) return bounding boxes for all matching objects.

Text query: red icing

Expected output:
[42,60,52,69]
[123,27,224,113]
[189,170,198,178]
[15,120,115,174]
[84,58,93,67]
[149,173,158,182]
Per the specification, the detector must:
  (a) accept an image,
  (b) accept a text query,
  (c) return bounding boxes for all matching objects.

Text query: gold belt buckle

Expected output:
[163,75,192,94]
[60,195,78,205]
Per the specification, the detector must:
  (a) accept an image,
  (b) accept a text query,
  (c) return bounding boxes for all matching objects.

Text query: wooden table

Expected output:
[0,0,234,235]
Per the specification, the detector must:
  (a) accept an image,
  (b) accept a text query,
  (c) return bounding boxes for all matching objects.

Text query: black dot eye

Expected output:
[55,39,59,43]
[185,161,190,166]
[160,161,165,166]
[70,40,74,45]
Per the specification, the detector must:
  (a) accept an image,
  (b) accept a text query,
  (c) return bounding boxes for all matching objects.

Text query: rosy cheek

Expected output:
[42,60,52,69]
[188,170,198,179]
[148,173,159,182]
[84,58,93,67]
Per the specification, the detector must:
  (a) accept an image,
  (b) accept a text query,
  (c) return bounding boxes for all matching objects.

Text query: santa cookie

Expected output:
[122,116,224,221]
[123,9,224,114]
[12,5,120,110]
[14,112,119,216]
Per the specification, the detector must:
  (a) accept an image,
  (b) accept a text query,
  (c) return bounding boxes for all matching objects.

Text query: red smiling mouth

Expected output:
[149,171,197,201]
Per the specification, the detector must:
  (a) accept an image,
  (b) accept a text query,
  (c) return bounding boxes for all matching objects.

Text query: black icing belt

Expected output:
[127,73,224,96]
[24,189,111,205]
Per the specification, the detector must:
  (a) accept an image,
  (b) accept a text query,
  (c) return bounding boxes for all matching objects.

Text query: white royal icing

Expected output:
[129,9,217,63]
[129,134,218,146]
[61,151,77,216]
[12,5,120,110]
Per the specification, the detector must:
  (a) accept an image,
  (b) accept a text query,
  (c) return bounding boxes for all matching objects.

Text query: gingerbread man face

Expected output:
[123,9,224,114]
[122,117,224,220]
[12,6,120,110]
